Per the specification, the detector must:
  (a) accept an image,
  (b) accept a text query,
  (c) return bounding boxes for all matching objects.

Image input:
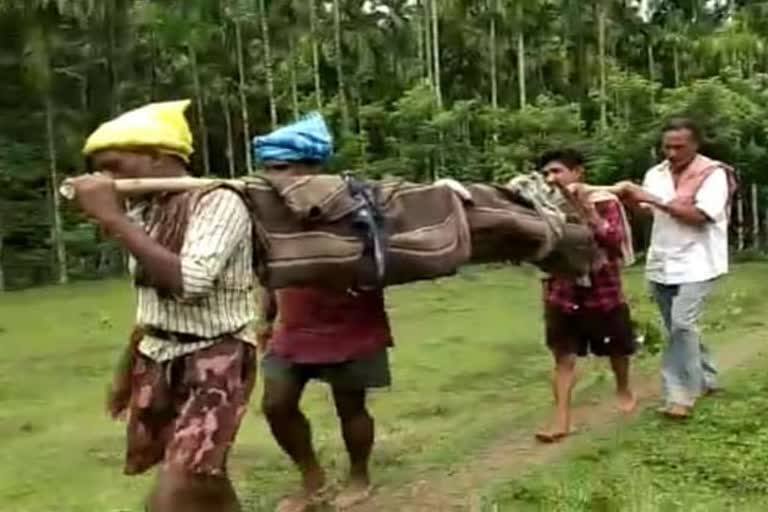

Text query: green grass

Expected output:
[481,264,768,512]
[1,263,767,511]
[482,360,768,512]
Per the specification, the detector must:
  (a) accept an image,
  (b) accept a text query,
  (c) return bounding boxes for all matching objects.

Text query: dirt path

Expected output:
[353,325,767,512]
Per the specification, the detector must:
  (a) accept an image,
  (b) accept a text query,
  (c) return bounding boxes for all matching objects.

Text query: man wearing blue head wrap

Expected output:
[255,114,392,511]
[252,111,333,165]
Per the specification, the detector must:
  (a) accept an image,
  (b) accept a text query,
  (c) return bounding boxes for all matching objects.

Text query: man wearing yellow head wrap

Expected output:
[68,101,256,512]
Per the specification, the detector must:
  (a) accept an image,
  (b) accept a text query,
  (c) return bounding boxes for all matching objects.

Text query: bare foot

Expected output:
[616,389,637,413]
[535,430,569,443]
[276,494,313,512]
[276,469,329,512]
[332,478,374,510]
[535,421,572,443]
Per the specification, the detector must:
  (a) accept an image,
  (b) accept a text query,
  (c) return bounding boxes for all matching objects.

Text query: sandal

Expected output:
[658,404,691,420]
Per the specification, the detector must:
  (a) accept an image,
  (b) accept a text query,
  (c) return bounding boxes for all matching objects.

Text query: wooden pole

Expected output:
[60,177,245,200]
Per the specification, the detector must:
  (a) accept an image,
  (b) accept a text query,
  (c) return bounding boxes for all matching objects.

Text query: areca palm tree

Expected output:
[258,0,278,128]
[13,2,70,284]
[230,2,253,172]
[697,17,766,78]
[514,0,528,108]
[333,0,351,133]
[308,0,323,109]
[596,0,608,130]
[430,0,442,109]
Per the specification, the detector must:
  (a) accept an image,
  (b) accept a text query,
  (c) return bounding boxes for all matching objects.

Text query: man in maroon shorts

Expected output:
[252,114,392,512]
[536,148,637,443]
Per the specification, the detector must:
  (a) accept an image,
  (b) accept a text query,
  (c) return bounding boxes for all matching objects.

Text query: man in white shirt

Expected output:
[619,118,732,419]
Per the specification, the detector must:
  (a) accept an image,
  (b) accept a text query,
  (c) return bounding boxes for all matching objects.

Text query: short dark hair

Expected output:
[662,117,702,143]
[538,148,585,171]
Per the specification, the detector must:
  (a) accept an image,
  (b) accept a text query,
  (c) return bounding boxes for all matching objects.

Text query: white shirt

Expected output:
[642,163,729,285]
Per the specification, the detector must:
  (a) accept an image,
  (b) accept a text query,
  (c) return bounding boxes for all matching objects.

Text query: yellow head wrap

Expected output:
[83,100,194,163]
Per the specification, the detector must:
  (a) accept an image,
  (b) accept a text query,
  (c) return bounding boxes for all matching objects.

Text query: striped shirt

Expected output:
[128,189,257,361]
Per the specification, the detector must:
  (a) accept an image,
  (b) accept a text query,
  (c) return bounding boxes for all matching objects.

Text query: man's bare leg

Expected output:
[536,353,577,443]
[331,387,375,508]
[262,378,326,511]
[609,355,637,413]
[147,467,240,512]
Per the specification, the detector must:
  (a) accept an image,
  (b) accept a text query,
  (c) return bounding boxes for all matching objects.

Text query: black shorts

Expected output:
[545,303,636,357]
[261,348,391,390]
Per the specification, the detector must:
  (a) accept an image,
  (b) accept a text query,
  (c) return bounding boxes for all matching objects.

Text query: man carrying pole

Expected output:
[66,100,257,512]
[254,113,392,512]
[536,148,637,443]
[617,118,735,419]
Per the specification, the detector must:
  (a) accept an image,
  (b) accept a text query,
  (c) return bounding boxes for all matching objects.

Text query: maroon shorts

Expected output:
[124,338,256,476]
[545,303,636,357]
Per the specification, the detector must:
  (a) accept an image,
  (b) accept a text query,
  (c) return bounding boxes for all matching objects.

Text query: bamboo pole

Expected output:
[60,178,632,202]
[61,176,476,203]
[59,177,245,201]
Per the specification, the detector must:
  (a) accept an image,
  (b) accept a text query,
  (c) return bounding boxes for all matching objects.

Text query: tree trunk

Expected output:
[751,182,759,249]
[189,46,211,176]
[424,0,434,88]
[421,0,434,181]
[258,0,278,129]
[289,36,300,120]
[106,0,122,115]
[431,0,442,109]
[416,2,425,79]
[736,190,745,251]
[0,224,5,292]
[221,96,236,178]
[429,0,443,176]
[597,0,608,131]
[764,204,768,251]
[309,0,323,110]
[647,42,655,109]
[489,5,498,110]
[673,45,680,87]
[516,2,527,108]
[647,42,655,81]
[45,95,68,285]
[359,114,369,169]
[234,18,253,173]
[333,0,351,134]
[150,30,158,100]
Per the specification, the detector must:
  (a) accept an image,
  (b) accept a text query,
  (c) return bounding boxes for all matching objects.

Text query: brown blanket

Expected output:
[242,175,472,289]
[464,184,595,277]
[236,175,595,289]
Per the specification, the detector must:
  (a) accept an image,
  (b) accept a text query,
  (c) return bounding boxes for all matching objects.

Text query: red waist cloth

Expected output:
[270,287,392,364]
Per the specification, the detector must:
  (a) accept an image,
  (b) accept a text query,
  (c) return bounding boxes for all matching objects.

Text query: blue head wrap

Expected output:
[252,112,333,164]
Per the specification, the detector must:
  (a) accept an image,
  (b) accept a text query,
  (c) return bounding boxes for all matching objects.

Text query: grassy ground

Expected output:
[0,263,766,511]
[482,356,768,512]
[479,264,768,512]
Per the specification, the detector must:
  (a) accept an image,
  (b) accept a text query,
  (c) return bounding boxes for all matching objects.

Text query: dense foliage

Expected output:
[1,0,768,289]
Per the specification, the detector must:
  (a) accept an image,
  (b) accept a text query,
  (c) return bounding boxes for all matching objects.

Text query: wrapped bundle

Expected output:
[464,183,595,277]
[240,175,472,289]
[238,172,594,288]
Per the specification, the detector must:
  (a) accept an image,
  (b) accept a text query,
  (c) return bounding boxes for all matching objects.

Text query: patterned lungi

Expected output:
[124,337,256,476]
